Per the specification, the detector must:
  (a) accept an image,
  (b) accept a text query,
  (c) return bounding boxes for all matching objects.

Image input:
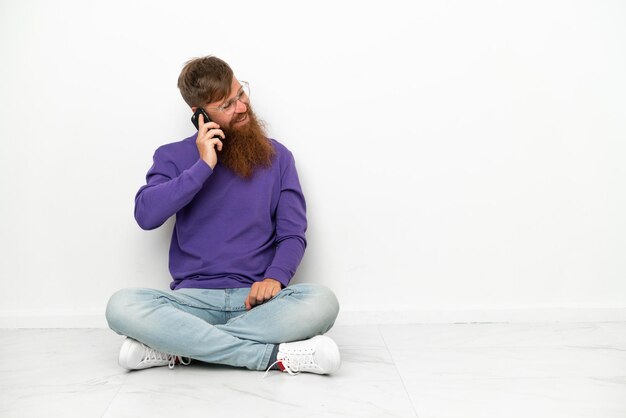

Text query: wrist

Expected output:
[264,277,284,289]
[201,157,216,169]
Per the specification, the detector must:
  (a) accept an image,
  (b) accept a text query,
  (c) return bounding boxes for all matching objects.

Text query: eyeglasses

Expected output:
[205,81,250,114]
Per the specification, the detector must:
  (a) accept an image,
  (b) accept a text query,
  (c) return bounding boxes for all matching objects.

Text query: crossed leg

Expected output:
[105,283,339,370]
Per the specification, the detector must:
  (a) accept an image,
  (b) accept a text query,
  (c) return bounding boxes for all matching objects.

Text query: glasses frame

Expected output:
[204,80,250,113]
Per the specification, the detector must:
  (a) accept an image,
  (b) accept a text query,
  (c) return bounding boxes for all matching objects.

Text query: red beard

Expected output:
[218,106,275,179]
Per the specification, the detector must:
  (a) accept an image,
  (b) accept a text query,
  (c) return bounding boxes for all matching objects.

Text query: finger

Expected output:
[200,127,222,137]
[248,286,259,307]
[199,122,221,135]
[271,286,280,298]
[263,285,274,302]
[208,138,223,148]
[245,296,252,311]
[203,128,225,140]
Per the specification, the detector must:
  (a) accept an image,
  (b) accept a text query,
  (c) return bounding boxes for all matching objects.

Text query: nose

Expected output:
[234,99,247,113]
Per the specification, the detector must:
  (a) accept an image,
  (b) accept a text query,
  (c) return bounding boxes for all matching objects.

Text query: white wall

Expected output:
[1,0,625,327]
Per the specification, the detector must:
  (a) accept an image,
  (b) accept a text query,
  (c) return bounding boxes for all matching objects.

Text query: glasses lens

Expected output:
[220,83,250,114]
[241,82,250,102]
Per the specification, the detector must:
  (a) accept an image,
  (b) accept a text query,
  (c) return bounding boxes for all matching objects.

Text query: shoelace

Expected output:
[143,347,191,369]
[168,355,191,369]
[262,348,319,378]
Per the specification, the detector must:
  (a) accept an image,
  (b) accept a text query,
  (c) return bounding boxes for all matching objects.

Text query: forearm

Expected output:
[265,235,306,287]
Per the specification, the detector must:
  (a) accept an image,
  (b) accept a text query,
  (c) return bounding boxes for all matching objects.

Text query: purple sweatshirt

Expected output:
[134,134,307,290]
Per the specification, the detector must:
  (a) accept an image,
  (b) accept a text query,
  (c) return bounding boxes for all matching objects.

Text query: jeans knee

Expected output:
[105,288,145,333]
[318,285,340,332]
[294,283,340,333]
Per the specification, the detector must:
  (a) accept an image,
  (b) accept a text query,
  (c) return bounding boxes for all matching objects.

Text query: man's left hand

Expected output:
[245,278,282,310]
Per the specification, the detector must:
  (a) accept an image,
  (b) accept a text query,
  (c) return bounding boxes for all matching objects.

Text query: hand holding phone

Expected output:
[192,108,224,169]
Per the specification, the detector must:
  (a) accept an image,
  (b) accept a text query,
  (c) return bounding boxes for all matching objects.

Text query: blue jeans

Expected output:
[105,283,340,371]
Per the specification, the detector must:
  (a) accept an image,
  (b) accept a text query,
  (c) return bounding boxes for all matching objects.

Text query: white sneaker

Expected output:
[118,337,191,370]
[264,335,341,377]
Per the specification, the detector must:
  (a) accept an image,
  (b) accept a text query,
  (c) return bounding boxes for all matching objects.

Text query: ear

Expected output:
[191,106,197,113]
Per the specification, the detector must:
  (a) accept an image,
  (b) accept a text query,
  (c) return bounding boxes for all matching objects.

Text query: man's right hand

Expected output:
[196,113,224,169]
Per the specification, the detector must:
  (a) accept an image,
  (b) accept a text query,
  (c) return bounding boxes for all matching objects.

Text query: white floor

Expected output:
[1,322,625,417]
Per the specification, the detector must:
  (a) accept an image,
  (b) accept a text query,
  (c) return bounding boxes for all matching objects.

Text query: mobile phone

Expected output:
[191,108,211,131]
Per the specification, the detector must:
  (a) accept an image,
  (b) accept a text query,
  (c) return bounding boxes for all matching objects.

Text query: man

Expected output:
[105,56,341,376]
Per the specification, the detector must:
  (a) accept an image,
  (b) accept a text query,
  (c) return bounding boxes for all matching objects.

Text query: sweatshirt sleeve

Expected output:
[264,150,308,287]
[134,147,213,230]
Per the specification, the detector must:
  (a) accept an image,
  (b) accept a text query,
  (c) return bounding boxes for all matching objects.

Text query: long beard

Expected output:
[218,106,275,179]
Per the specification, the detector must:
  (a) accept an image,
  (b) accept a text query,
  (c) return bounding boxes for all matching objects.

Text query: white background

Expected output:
[1,0,624,326]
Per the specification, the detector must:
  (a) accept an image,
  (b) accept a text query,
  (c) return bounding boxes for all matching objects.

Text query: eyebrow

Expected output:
[221,84,243,106]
